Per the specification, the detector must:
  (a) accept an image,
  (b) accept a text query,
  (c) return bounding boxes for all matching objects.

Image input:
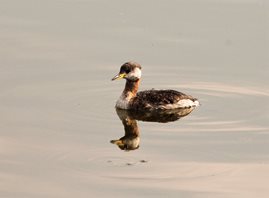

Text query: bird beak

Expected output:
[111,73,126,81]
[111,139,123,145]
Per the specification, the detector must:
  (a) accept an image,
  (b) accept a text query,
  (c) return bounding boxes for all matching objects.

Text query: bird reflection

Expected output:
[111,107,195,151]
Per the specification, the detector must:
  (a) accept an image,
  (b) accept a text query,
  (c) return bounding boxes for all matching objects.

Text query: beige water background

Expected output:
[1,0,269,197]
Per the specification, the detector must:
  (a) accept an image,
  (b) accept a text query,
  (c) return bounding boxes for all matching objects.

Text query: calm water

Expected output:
[1,0,269,197]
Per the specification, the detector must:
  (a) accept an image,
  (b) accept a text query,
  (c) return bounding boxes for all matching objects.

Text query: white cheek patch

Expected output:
[128,68,141,80]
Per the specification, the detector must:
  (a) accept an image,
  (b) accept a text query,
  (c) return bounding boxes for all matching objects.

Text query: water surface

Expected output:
[0,0,269,197]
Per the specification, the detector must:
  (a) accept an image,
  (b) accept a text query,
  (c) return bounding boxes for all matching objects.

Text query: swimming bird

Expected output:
[112,62,199,111]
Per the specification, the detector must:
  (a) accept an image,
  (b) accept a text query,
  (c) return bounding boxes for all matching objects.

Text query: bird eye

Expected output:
[125,69,130,74]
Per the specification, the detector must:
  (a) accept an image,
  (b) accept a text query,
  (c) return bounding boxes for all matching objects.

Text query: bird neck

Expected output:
[122,79,140,99]
[123,118,139,137]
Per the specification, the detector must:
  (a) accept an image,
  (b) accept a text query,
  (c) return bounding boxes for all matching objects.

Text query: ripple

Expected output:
[88,156,148,167]
[105,162,235,181]
[151,117,269,133]
[168,82,269,97]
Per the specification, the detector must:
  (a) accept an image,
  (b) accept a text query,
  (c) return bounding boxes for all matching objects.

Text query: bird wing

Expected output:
[132,89,196,110]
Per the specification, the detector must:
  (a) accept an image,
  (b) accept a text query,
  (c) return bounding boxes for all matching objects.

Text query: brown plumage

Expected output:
[131,89,198,110]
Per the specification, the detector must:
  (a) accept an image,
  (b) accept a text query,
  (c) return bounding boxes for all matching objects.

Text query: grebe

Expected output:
[112,62,200,110]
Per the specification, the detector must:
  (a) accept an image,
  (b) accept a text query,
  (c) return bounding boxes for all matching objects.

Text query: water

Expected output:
[0,0,269,197]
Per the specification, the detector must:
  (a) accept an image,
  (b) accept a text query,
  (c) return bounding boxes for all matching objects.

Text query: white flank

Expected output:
[162,99,200,109]
[177,99,200,108]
